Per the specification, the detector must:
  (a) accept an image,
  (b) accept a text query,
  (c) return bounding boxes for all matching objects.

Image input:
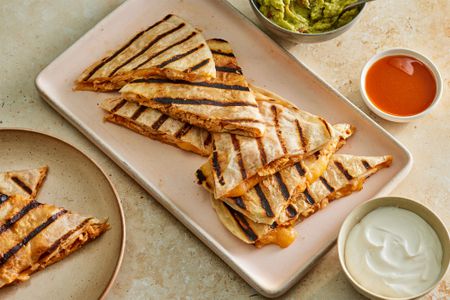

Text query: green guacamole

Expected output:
[257,0,360,33]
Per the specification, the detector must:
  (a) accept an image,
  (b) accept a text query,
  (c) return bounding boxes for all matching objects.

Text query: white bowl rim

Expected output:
[360,48,443,122]
[338,196,450,300]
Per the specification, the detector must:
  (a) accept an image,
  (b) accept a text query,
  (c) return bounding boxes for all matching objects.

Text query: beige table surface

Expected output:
[1,0,449,299]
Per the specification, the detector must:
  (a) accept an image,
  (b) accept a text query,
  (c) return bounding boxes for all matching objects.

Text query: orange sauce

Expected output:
[365,55,436,116]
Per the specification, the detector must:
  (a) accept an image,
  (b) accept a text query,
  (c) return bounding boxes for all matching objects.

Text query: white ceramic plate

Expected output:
[35,0,412,297]
[0,129,125,300]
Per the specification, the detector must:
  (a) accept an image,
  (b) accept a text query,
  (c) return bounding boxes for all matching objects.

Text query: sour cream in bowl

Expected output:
[338,197,450,300]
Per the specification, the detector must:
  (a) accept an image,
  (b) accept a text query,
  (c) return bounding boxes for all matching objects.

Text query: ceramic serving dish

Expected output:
[338,196,450,300]
[360,48,443,122]
[0,128,125,300]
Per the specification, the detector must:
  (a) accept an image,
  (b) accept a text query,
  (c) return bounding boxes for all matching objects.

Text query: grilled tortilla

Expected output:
[201,86,333,199]
[211,154,393,248]
[120,39,265,137]
[0,167,47,199]
[198,124,354,224]
[0,193,109,288]
[100,97,212,156]
[75,14,216,91]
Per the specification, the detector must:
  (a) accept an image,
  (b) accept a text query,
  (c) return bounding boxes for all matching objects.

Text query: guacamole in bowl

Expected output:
[256,0,361,33]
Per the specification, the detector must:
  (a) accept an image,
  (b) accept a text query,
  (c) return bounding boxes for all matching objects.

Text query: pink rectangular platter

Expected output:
[35,0,412,297]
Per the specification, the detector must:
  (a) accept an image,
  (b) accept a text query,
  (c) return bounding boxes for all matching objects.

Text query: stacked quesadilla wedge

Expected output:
[204,87,333,199]
[197,123,354,225]
[75,14,216,91]
[119,39,265,137]
[0,168,109,288]
[210,154,393,247]
[100,97,212,156]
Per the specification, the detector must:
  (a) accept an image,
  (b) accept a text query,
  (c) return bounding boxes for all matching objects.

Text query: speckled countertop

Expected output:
[1,0,449,299]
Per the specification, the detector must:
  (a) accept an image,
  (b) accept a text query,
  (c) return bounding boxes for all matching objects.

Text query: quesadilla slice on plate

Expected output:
[290,154,393,220]
[120,39,265,137]
[0,193,109,288]
[100,97,212,156]
[211,154,392,248]
[199,86,333,199]
[0,167,48,199]
[75,14,216,91]
[198,123,354,224]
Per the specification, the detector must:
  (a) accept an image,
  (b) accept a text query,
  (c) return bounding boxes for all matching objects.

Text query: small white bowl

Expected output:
[360,49,443,122]
[338,196,450,300]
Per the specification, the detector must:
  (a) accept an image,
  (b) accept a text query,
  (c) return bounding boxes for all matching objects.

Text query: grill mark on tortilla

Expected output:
[231,135,247,180]
[211,50,235,57]
[209,38,228,43]
[152,97,257,107]
[212,142,225,185]
[319,176,335,193]
[203,133,212,147]
[133,31,198,70]
[109,23,186,76]
[185,58,210,72]
[362,160,371,170]
[83,14,173,80]
[38,218,91,261]
[225,204,257,242]
[195,169,207,185]
[131,78,249,91]
[0,209,67,267]
[313,151,320,159]
[215,66,243,75]
[254,184,274,217]
[111,99,127,113]
[0,194,9,205]
[271,105,287,154]
[334,161,354,180]
[286,205,298,218]
[275,173,290,200]
[294,162,306,176]
[174,123,192,139]
[320,118,332,137]
[233,196,246,209]
[295,119,307,150]
[157,43,205,68]
[0,200,41,234]
[11,177,33,195]
[303,189,315,205]
[256,138,267,165]
[151,114,169,130]
[270,222,278,229]
[131,105,147,120]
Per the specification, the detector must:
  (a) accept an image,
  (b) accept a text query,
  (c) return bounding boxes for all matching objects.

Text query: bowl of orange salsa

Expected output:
[360,49,442,122]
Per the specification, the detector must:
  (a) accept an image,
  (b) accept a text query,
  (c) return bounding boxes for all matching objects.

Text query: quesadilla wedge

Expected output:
[0,193,109,288]
[0,167,48,199]
[75,14,216,91]
[120,39,265,137]
[211,154,393,248]
[200,86,333,199]
[100,97,212,156]
[198,123,354,224]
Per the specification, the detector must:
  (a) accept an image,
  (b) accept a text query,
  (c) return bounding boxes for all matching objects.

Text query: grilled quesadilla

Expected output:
[211,154,393,248]
[0,167,47,199]
[100,97,212,156]
[198,124,354,224]
[200,86,333,199]
[120,39,265,137]
[75,14,216,91]
[0,193,109,288]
